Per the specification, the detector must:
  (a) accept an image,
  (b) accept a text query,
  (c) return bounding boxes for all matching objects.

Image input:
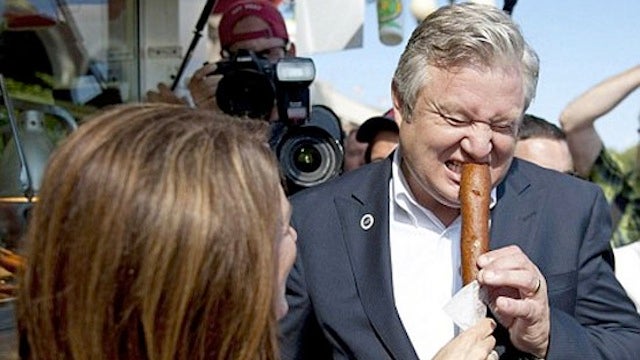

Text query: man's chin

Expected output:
[433,187,462,209]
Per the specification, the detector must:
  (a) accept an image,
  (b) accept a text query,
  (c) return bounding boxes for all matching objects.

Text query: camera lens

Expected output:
[276,127,343,189]
[293,145,321,173]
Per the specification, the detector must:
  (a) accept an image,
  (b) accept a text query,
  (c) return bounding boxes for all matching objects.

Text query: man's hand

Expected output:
[145,82,189,106]
[477,245,550,359]
[187,62,222,111]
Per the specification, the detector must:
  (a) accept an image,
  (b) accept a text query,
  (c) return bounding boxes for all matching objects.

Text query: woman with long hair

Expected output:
[17,103,296,360]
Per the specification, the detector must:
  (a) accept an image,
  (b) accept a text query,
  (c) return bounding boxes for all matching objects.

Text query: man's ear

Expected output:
[287,42,297,57]
[391,83,407,125]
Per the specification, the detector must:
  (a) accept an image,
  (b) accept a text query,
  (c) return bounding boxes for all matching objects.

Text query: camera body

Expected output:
[213,51,344,194]
[213,49,315,122]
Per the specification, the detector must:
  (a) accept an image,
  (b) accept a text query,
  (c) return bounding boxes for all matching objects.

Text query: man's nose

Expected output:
[460,123,493,160]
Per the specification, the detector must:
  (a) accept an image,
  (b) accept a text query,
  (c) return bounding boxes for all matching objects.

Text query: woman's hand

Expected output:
[432,318,497,360]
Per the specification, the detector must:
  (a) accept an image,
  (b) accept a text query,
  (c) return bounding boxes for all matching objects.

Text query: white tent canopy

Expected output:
[311,80,384,129]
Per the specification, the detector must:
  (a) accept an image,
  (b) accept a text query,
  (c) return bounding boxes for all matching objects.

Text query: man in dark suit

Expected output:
[279,3,640,360]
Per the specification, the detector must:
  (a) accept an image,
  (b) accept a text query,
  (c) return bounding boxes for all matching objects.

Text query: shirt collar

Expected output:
[391,148,497,227]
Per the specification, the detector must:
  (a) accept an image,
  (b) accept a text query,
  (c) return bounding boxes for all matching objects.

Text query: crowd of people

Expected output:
[1,1,639,359]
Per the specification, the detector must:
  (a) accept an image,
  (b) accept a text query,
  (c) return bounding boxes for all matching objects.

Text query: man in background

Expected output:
[356,109,400,164]
[514,114,574,174]
[342,127,367,172]
[560,64,639,248]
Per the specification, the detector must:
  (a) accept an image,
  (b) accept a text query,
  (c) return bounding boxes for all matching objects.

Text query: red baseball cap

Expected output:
[218,0,289,50]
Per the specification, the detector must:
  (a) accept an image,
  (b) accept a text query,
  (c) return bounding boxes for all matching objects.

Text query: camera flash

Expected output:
[276,58,316,83]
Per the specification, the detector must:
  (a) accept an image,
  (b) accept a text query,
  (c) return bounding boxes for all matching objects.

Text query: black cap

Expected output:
[356,116,399,143]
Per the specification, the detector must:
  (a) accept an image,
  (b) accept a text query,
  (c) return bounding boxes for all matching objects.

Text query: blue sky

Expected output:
[311,0,640,152]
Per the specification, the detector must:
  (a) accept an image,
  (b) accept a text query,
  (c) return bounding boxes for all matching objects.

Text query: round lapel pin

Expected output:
[360,214,374,230]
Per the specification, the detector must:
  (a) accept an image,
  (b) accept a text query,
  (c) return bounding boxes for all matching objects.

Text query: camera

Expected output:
[214,51,344,194]
[214,49,315,122]
[270,105,344,194]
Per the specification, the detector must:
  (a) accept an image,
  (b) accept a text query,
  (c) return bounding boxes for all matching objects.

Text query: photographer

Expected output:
[147,0,294,119]
[147,0,343,194]
[191,0,297,120]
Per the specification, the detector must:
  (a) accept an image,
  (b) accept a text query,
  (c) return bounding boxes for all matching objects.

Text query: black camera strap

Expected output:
[171,0,218,91]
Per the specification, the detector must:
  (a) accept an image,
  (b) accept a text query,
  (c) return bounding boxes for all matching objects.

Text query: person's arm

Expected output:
[559,64,640,177]
[144,62,220,110]
[144,82,190,106]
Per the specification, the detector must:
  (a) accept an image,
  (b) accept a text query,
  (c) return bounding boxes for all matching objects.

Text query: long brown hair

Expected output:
[17,103,282,360]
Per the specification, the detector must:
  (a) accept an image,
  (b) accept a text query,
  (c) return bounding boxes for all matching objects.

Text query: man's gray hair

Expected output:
[392,3,539,121]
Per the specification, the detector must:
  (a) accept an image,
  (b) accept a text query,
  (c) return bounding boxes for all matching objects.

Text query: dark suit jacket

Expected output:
[279,157,640,359]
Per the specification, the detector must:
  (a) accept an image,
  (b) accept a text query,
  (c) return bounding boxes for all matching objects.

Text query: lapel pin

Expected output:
[360,214,374,230]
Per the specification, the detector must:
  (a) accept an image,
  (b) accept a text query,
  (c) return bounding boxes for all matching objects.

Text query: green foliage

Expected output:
[2,77,55,105]
[618,144,639,173]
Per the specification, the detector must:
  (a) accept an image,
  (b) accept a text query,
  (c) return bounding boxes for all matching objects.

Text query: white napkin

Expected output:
[443,280,488,330]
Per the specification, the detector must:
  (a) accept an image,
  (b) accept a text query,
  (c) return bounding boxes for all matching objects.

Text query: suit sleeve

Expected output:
[545,188,640,359]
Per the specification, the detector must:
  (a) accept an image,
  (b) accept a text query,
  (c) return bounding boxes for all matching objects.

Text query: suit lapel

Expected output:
[333,159,544,359]
[336,159,419,360]
[491,160,546,255]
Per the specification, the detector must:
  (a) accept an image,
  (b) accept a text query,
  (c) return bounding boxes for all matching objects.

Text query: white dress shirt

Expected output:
[388,150,496,359]
[613,241,640,313]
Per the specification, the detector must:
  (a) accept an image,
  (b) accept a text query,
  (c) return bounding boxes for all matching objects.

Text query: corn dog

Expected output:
[460,163,491,286]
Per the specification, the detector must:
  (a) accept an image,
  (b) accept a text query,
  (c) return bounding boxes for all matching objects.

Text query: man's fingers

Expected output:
[494,295,540,321]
